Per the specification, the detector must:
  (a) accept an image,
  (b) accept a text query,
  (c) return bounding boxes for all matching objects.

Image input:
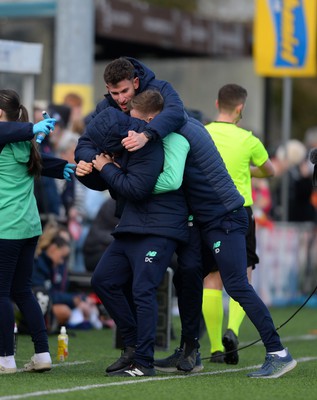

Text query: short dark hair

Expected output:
[128,90,164,115]
[217,84,247,111]
[103,58,135,85]
[51,236,70,249]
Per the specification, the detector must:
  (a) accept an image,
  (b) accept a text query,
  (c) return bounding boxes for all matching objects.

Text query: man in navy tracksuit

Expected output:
[76,107,189,377]
[126,90,296,379]
[75,57,205,373]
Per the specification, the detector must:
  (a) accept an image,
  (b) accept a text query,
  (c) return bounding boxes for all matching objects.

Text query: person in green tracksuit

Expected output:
[0,89,71,374]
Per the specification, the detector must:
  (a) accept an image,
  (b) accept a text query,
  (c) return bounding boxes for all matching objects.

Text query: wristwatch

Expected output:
[143,131,153,141]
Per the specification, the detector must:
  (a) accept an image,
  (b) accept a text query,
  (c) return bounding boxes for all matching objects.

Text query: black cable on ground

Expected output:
[200,284,317,362]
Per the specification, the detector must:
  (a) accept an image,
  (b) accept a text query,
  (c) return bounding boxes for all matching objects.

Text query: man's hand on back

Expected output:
[121,130,149,152]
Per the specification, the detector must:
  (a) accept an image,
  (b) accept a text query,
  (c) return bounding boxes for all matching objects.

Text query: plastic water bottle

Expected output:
[57,326,69,362]
[13,323,18,356]
[36,111,51,144]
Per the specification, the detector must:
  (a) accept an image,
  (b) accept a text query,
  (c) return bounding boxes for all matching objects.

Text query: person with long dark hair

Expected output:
[0,89,71,374]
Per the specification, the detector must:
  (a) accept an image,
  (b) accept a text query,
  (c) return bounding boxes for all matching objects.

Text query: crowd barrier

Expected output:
[252,222,317,307]
[68,222,317,351]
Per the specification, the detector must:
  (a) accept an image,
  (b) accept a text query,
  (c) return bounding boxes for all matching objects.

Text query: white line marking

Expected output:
[239,334,317,347]
[15,360,91,373]
[0,357,316,400]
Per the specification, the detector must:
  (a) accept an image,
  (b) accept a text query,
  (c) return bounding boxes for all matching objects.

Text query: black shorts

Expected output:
[202,206,260,274]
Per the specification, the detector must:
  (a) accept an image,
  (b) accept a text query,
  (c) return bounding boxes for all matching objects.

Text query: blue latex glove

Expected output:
[63,163,76,181]
[33,118,56,136]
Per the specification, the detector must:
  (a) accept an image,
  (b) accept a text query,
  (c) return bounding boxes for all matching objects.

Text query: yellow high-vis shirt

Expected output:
[205,122,269,206]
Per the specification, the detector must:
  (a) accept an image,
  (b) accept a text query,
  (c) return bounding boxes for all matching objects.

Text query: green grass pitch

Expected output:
[1,305,316,400]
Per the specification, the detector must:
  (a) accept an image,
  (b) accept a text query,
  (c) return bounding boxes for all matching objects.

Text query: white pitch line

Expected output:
[239,334,317,347]
[0,357,316,400]
[15,360,91,373]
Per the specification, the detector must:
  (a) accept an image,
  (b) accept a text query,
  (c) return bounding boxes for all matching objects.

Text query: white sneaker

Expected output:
[0,365,17,374]
[24,356,52,373]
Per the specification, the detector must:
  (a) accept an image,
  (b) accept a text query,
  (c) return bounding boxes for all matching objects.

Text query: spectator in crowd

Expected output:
[34,104,72,227]
[270,139,315,222]
[33,100,49,124]
[304,127,317,210]
[32,222,103,330]
[252,177,274,228]
[304,126,317,151]
[63,92,85,134]
[56,132,105,272]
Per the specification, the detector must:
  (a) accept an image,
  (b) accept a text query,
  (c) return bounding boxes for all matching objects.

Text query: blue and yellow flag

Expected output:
[254,0,316,77]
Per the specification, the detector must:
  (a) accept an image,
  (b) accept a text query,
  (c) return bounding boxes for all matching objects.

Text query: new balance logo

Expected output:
[146,251,157,257]
[125,367,145,377]
[213,241,221,254]
[145,251,157,263]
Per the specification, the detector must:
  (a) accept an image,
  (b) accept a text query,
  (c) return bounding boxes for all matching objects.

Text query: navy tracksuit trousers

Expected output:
[0,237,49,356]
[176,206,283,353]
[91,234,178,368]
[203,207,283,352]
[173,223,204,348]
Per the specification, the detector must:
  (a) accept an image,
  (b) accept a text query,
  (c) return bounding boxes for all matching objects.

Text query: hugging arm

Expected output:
[99,142,164,201]
[154,133,189,194]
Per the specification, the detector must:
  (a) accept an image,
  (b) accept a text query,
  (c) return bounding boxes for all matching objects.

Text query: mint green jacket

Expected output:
[0,142,42,239]
[154,132,190,194]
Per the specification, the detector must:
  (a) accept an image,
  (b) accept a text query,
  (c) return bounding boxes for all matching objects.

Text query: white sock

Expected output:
[0,355,16,369]
[268,349,287,358]
[34,352,52,363]
[90,309,103,330]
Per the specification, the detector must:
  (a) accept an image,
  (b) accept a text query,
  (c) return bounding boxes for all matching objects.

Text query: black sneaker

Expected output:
[105,346,136,373]
[153,348,182,372]
[154,348,203,373]
[210,351,225,363]
[108,362,156,377]
[177,343,204,373]
[222,329,239,365]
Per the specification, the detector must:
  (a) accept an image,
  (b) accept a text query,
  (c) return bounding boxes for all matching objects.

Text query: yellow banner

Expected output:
[53,83,94,117]
[254,0,317,77]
